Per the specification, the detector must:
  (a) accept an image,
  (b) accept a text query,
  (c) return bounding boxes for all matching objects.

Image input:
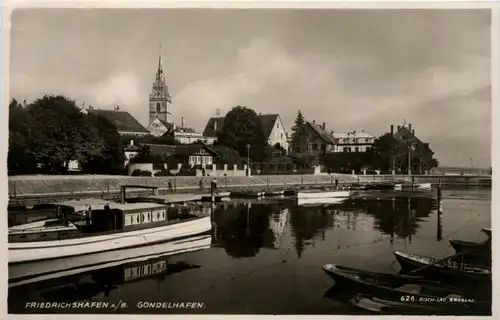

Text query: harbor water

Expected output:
[8,187,491,315]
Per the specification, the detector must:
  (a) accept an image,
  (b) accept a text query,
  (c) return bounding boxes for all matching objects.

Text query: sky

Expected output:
[9,8,492,168]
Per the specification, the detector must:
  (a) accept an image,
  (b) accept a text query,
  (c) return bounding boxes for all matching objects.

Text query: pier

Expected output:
[8,174,491,207]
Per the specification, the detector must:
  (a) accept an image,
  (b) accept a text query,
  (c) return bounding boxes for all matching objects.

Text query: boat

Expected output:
[323,264,462,295]
[348,294,489,316]
[9,235,212,309]
[449,238,491,257]
[296,189,350,199]
[9,197,212,264]
[297,197,346,206]
[230,190,265,198]
[264,189,285,196]
[482,228,492,238]
[394,182,432,191]
[323,264,490,313]
[9,234,212,288]
[393,251,492,283]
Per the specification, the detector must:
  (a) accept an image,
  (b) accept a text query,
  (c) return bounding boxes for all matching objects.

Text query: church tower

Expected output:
[149,42,172,126]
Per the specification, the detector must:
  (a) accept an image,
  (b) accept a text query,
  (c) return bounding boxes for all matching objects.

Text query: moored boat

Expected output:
[394,183,432,191]
[481,228,491,238]
[297,197,346,206]
[323,264,464,296]
[9,234,212,287]
[393,251,491,283]
[323,264,490,314]
[348,294,489,315]
[296,190,350,199]
[9,198,212,264]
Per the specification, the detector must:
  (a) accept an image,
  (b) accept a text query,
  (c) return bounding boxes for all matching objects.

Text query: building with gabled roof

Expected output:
[88,107,149,136]
[202,113,289,151]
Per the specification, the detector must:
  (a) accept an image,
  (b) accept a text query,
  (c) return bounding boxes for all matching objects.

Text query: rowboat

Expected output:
[348,294,489,316]
[9,234,212,288]
[482,228,491,238]
[297,197,346,206]
[296,190,350,199]
[394,183,432,191]
[393,251,491,283]
[9,198,212,264]
[322,264,469,298]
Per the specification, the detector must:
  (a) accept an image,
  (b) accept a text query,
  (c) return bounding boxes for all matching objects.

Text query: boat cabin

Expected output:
[8,198,206,243]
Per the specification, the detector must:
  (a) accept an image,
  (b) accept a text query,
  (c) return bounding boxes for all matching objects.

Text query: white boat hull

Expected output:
[9,234,212,287]
[296,190,350,199]
[297,197,346,206]
[9,216,212,264]
[394,183,432,191]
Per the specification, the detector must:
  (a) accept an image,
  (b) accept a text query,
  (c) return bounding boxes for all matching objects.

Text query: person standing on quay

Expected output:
[167,180,173,193]
[210,178,218,195]
[199,178,204,192]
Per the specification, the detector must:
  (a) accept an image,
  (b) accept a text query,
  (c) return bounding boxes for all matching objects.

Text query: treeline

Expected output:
[8,95,125,175]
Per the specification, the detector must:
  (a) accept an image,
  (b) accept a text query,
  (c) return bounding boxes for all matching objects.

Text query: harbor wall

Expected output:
[8,173,491,207]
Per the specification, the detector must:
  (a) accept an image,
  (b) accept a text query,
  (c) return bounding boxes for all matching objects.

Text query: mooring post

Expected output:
[437,180,443,241]
[120,186,125,204]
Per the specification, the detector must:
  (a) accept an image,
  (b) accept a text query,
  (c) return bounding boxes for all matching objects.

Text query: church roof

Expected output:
[202,114,280,139]
[89,109,149,134]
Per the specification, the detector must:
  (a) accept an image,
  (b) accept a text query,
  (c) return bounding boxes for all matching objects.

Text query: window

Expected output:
[343,147,348,152]
[281,133,284,139]
[355,147,359,152]
[348,147,352,152]
[277,123,279,128]
[156,103,161,113]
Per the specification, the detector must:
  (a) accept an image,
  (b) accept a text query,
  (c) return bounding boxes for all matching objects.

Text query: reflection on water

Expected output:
[8,189,491,314]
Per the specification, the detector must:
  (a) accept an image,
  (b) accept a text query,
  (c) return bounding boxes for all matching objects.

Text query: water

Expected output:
[8,187,491,315]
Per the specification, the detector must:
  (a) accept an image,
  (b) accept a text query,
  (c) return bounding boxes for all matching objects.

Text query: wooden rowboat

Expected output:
[394,251,491,283]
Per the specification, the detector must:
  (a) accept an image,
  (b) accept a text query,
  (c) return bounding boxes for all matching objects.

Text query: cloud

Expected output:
[90,73,142,109]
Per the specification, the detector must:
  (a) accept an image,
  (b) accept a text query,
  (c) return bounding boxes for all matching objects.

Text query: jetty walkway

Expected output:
[8,174,491,207]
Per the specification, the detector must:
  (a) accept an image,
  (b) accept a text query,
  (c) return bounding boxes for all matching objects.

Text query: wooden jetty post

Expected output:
[436,179,443,241]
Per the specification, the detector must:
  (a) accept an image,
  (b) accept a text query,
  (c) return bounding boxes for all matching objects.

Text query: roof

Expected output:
[175,126,197,134]
[306,121,335,144]
[158,119,174,131]
[257,114,279,138]
[147,143,217,157]
[202,114,280,138]
[332,131,374,139]
[202,117,225,138]
[89,109,148,134]
[124,144,141,152]
[394,125,420,145]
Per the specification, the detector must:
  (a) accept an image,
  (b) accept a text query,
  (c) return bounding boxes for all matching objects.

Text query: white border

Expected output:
[2,1,498,320]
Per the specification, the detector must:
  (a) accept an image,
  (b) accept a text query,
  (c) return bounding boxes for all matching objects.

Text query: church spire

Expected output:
[158,41,163,75]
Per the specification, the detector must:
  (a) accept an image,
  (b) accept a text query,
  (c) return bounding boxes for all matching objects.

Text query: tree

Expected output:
[8,99,37,173]
[81,113,126,174]
[290,110,308,153]
[25,95,104,174]
[369,132,439,173]
[216,106,270,162]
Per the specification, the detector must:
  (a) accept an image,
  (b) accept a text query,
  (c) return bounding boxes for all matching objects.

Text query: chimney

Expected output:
[322,122,326,130]
[115,105,120,111]
[390,125,394,134]
[130,140,134,146]
[412,129,415,135]
[214,120,217,131]
[23,100,27,107]
[181,117,185,128]
[408,123,412,133]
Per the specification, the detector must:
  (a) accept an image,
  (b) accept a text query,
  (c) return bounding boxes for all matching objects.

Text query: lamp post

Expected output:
[246,144,251,176]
